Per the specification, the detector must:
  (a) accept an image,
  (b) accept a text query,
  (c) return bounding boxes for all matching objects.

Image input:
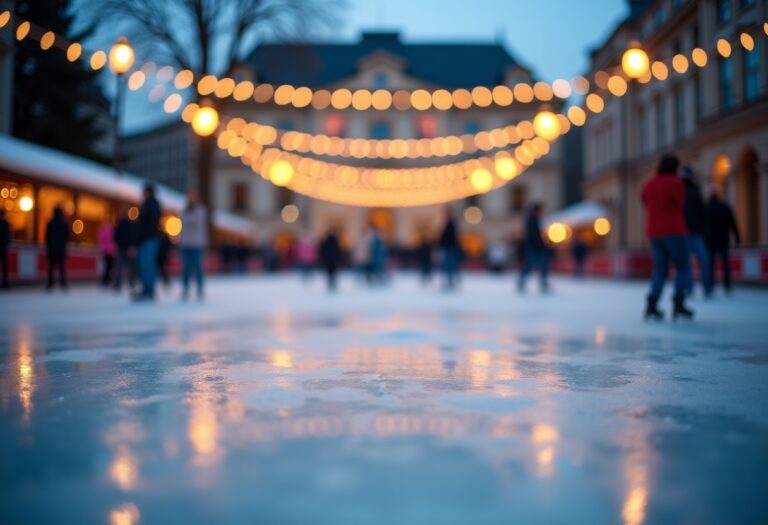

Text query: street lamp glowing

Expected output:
[269,160,294,187]
[547,222,568,244]
[621,47,650,79]
[470,168,493,193]
[533,111,561,141]
[191,106,219,137]
[594,217,611,236]
[19,196,34,212]
[109,38,135,75]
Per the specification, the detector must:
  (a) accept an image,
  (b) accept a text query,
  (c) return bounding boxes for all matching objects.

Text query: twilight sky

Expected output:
[90,0,628,132]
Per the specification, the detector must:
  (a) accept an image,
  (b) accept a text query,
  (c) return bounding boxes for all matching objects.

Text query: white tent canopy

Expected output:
[0,134,254,238]
[543,200,609,228]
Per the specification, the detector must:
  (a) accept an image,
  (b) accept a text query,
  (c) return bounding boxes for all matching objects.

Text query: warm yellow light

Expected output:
[164,216,182,236]
[269,160,294,187]
[351,89,372,111]
[331,88,352,110]
[552,79,572,99]
[72,219,84,235]
[90,50,107,71]
[214,77,235,98]
[470,168,494,193]
[463,206,483,225]
[651,61,669,81]
[533,111,561,141]
[175,70,195,90]
[411,89,433,111]
[163,94,183,113]
[594,217,611,236]
[108,38,135,74]
[452,89,473,109]
[292,86,313,108]
[127,71,146,91]
[495,156,518,180]
[492,85,513,106]
[371,89,392,111]
[281,204,300,223]
[16,21,30,40]
[40,31,55,50]
[547,222,568,244]
[586,93,605,113]
[533,82,553,102]
[672,54,689,74]
[571,76,590,95]
[197,75,217,96]
[607,75,628,97]
[432,89,454,110]
[717,39,732,58]
[0,10,10,29]
[622,47,650,79]
[65,42,82,62]
[191,106,219,137]
[567,106,586,126]
[128,207,139,220]
[740,33,755,51]
[691,48,708,68]
[471,86,493,107]
[19,196,34,212]
[181,103,199,123]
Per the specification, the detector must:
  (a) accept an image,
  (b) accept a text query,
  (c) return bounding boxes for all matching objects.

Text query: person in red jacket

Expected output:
[640,154,693,320]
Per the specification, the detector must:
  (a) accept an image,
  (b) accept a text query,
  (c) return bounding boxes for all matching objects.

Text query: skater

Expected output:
[518,203,550,293]
[0,210,10,290]
[45,207,69,290]
[97,220,117,286]
[134,183,161,301]
[640,154,693,320]
[114,207,137,292]
[705,187,740,295]
[571,236,588,277]
[320,227,342,292]
[417,232,433,284]
[438,209,460,291]
[680,166,712,296]
[179,190,208,301]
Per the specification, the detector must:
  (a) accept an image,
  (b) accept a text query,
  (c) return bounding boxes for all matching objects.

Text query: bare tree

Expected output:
[86,0,342,240]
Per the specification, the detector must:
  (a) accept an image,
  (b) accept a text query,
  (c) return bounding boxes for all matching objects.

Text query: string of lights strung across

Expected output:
[2,10,768,207]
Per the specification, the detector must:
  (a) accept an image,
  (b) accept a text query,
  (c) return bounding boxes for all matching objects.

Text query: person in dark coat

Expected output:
[517,203,550,293]
[680,166,712,296]
[438,209,460,291]
[134,183,162,301]
[45,207,69,290]
[157,230,173,287]
[640,154,692,320]
[319,227,342,292]
[113,207,137,291]
[571,237,588,277]
[705,188,741,294]
[0,210,10,289]
[417,232,434,285]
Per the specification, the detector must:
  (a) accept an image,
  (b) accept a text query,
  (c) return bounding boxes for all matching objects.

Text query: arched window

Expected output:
[370,121,392,140]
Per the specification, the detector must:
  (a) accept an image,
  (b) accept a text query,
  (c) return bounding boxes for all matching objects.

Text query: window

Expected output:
[374,72,388,88]
[324,114,347,136]
[743,43,761,103]
[719,57,734,111]
[655,97,667,150]
[278,120,296,132]
[463,121,481,135]
[674,85,686,142]
[370,121,392,140]
[232,182,249,212]
[654,8,665,28]
[509,186,526,212]
[416,115,437,138]
[716,0,732,24]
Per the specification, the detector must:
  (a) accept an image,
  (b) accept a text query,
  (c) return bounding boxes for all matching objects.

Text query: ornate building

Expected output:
[584,0,768,250]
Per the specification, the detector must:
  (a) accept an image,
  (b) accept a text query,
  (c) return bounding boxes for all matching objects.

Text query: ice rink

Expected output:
[1,274,767,524]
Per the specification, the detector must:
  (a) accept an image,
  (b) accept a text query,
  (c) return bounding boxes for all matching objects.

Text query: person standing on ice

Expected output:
[319,227,342,292]
[517,203,550,293]
[704,187,740,295]
[97,219,117,286]
[438,208,460,291]
[641,154,693,320]
[133,183,162,301]
[45,207,69,291]
[680,166,712,296]
[179,190,208,301]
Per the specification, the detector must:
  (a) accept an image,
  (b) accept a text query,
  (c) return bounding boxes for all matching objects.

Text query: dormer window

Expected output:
[374,73,388,88]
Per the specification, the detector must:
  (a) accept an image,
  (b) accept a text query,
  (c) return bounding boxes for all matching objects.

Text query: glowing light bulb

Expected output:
[533,111,561,141]
[109,38,135,74]
[269,160,294,187]
[622,47,650,79]
[470,168,493,193]
[191,106,219,137]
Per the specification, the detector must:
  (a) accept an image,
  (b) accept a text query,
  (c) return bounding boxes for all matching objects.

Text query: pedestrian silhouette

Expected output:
[705,187,740,295]
[320,227,342,292]
[134,183,162,301]
[45,207,69,291]
[518,203,550,293]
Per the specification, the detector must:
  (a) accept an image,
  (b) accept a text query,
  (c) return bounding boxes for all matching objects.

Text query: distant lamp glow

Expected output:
[164,216,182,237]
[108,37,135,75]
[621,47,650,79]
[269,160,294,187]
[128,207,139,220]
[72,219,84,235]
[463,206,483,225]
[19,196,34,212]
[594,217,611,236]
[533,110,561,141]
[547,222,568,244]
[470,168,494,193]
[191,106,219,136]
[281,204,300,223]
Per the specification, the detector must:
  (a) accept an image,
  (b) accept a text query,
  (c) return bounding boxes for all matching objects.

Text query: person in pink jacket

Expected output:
[98,221,117,286]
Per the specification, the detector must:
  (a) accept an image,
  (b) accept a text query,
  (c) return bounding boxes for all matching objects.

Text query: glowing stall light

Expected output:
[533,110,561,141]
[164,216,182,236]
[494,156,518,180]
[72,219,84,235]
[621,46,650,79]
[470,168,494,193]
[109,37,135,74]
[547,222,568,244]
[191,106,219,136]
[269,160,294,187]
[0,11,10,29]
[19,196,34,212]
[594,217,611,236]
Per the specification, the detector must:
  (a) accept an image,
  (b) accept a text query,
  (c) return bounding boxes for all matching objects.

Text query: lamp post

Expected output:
[108,37,135,174]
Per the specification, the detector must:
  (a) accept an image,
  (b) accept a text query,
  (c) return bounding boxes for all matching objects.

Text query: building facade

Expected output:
[584,0,768,250]
[123,120,197,192]
[0,1,13,135]
[209,31,565,253]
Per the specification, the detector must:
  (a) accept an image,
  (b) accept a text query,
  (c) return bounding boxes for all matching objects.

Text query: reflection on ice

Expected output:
[109,503,140,525]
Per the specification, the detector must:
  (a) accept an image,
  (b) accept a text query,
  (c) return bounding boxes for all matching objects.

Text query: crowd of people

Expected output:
[641,154,740,321]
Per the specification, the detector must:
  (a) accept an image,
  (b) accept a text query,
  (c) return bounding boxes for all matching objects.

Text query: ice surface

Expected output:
[1,274,767,524]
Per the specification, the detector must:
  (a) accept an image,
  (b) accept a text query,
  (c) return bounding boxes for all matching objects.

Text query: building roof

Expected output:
[246,31,526,89]
[0,134,254,238]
